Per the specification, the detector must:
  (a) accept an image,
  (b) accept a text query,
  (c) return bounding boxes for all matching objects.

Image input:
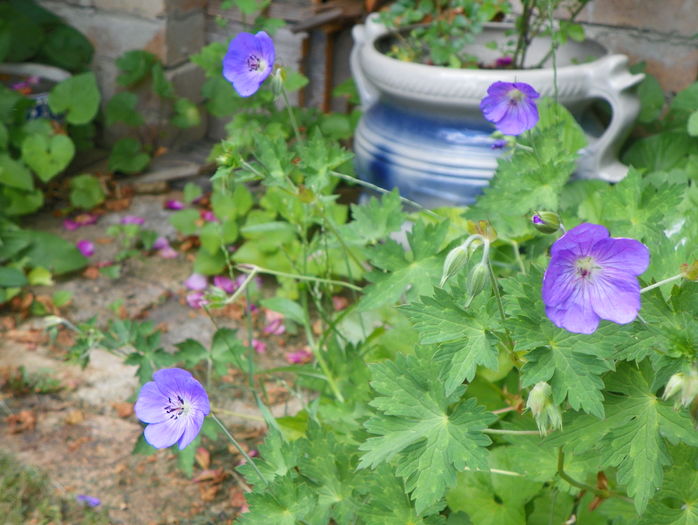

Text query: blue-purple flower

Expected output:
[223,31,275,97]
[75,494,101,507]
[542,223,650,334]
[134,368,210,450]
[480,81,540,135]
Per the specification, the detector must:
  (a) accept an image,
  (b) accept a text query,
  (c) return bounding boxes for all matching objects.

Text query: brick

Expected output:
[166,62,206,104]
[574,0,696,38]
[158,11,205,67]
[584,25,698,93]
[93,0,205,19]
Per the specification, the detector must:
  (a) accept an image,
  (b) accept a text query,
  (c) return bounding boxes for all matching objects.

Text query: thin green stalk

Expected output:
[509,240,527,275]
[237,264,362,292]
[640,274,683,293]
[329,170,441,220]
[483,428,541,436]
[557,449,633,503]
[211,413,267,485]
[486,258,517,354]
[464,467,525,477]
[210,406,265,422]
[280,85,302,144]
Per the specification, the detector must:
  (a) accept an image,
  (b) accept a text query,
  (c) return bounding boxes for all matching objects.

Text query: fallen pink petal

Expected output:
[213,275,236,294]
[120,215,145,225]
[252,339,267,354]
[152,236,170,250]
[184,273,208,291]
[158,246,179,259]
[200,210,219,223]
[76,240,95,257]
[286,347,313,364]
[186,291,208,309]
[165,199,185,210]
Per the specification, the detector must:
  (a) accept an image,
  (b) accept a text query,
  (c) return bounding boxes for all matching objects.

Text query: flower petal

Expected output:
[546,286,600,334]
[589,274,642,325]
[177,409,206,450]
[593,238,650,276]
[153,368,194,396]
[134,381,169,423]
[550,223,609,257]
[144,418,186,449]
[495,99,539,135]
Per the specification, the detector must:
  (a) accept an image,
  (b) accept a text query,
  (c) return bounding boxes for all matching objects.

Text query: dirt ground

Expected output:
[0,188,302,524]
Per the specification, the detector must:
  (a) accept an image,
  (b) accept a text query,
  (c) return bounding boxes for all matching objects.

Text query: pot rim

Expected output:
[367,19,609,75]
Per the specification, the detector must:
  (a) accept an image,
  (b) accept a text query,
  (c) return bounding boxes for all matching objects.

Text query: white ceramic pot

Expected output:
[350,14,643,207]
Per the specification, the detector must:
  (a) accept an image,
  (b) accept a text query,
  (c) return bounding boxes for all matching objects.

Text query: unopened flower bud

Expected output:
[526,382,562,434]
[465,263,489,307]
[440,236,483,287]
[270,67,286,98]
[531,211,561,234]
[662,370,698,408]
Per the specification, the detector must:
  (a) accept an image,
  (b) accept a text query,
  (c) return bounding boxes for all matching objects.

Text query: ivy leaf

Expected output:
[108,138,150,174]
[116,50,157,87]
[106,92,144,127]
[358,220,449,311]
[48,72,100,125]
[401,289,501,395]
[69,174,105,209]
[21,134,75,182]
[0,153,33,190]
[546,362,698,513]
[359,352,495,514]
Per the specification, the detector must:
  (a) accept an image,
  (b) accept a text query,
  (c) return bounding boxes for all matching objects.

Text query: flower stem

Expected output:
[640,274,683,294]
[483,428,541,436]
[509,240,527,275]
[464,466,524,477]
[237,264,362,292]
[557,449,633,503]
[210,413,267,485]
[329,170,441,220]
[210,406,264,422]
[280,86,302,144]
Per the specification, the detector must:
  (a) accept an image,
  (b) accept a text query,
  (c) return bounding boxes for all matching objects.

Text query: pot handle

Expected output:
[577,54,644,182]
[350,14,385,109]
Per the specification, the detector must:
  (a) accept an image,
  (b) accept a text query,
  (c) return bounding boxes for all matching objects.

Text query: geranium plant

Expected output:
[380,0,591,68]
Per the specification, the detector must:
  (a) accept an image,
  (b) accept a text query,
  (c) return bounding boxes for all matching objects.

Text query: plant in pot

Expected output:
[350,0,644,207]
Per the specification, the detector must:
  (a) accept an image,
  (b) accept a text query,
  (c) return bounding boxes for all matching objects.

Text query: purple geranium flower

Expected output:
[222,31,275,97]
[480,81,540,135]
[76,240,95,257]
[542,223,650,334]
[134,368,210,450]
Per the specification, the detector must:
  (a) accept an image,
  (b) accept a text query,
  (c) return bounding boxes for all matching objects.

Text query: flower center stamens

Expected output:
[247,55,262,72]
[164,394,190,420]
[575,256,600,280]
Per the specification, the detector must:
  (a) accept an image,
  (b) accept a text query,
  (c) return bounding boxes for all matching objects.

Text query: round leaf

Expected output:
[48,72,100,125]
[21,134,75,182]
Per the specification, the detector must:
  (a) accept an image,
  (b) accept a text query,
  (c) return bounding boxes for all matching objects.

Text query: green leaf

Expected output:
[116,50,157,87]
[106,92,144,127]
[52,289,73,307]
[190,42,226,78]
[48,72,100,125]
[183,182,203,203]
[260,297,305,325]
[210,328,246,374]
[547,362,698,513]
[171,98,200,128]
[151,63,174,98]
[359,220,449,311]
[238,474,315,525]
[642,449,698,525]
[447,447,544,525]
[108,138,150,174]
[69,174,105,209]
[38,24,94,73]
[0,153,33,190]
[468,99,586,239]
[359,352,495,514]
[21,134,75,182]
[623,132,694,172]
[0,266,26,287]
[637,74,666,123]
[27,266,53,286]
[345,189,407,245]
[0,186,43,216]
[20,230,87,274]
[193,248,226,275]
[401,290,501,394]
[202,76,240,117]
[687,110,698,137]
[169,208,200,235]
